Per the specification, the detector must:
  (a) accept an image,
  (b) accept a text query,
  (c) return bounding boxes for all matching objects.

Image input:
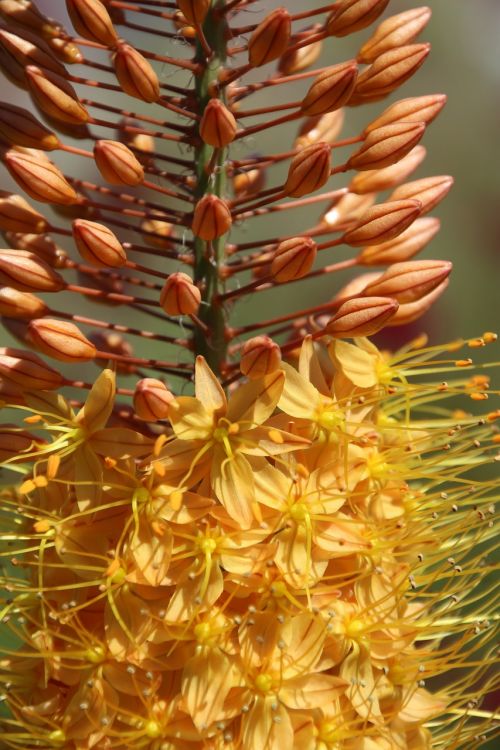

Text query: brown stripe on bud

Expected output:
[389,175,454,215]
[199,99,237,147]
[134,377,174,421]
[28,318,97,362]
[0,250,65,292]
[25,65,89,125]
[0,287,49,319]
[73,219,127,268]
[358,7,432,64]
[248,8,291,68]
[348,121,426,171]
[0,26,67,79]
[271,236,317,282]
[0,426,35,461]
[342,199,422,247]
[160,272,201,316]
[301,61,358,116]
[0,191,48,233]
[192,194,231,240]
[113,42,160,103]
[176,0,210,25]
[326,0,389,38]
[278,34,322,76]
[4,149,79,205]
[349,145,426,195]
[240,336,282,380]
[0,346,63,390]
[0,102,59,150]
[350,44,430,105]
[6,231,68,267]
[362,259,452,303]
[295,110,344,149]
[357,216,441,265]
[284,142,331,198]
[93,139,144,186]
[323,296,398,337]
[387,279,449,326]
[365,94,447,134]
[66,0,118,47]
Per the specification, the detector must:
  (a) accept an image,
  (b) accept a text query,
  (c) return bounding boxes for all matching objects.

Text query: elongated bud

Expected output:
[295,110,344,149]
[0,101,59,149]
[6,231,67,267]
[0,26,67,78]
[0,190,48,233]
[271,237,317,282]
[365,94,447,133]
[176,0,210,25]
[362,259,452,303]
[240,336,281,379]
[0,250,65,291]
[28,318,97,362]
[192,194,231,241]
[0,426,35,461]
[351,44,430,105]
[342,199,422,247]
[199,99,237,147]
[134,378,174,421]
[301,61,358,116]
[160,272,201,316]
[93,140,144,186]
[0,287,49,319]
[25,65,89,125]
[284,142,331,198]
[387,278,449,326]
[389,175,454,215]
[233,166,266,199]
[278,34,322,76]
[248,8,291,68]
[113,42,160,103]
[358,216,440,265]
[322,191,375,229]
[0,0,48,33]
[0,346,64,390]
[66,0,118,47]
[349,145,426,195]
[73,219,127,268]
[324,296,398,337]
[118,120,155,165]
[4,149,79,204]
[348,121,426,171]
[358,7,432,63]
[326,0,389,37]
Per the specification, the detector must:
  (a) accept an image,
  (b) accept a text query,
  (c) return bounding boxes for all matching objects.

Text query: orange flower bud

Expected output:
[113,42,160,103]
[0,250,65,292]
[133,377,174,421]
[342,199,422,247]
[176,0,210,25]
[326,0,389,38]
[284,142,331,198]
[4,149,79,205]
[141,218,174,249]
[0,286,49,319]
[192,194,231,241]
[160,272,201,316]
[248,8,291,68]
[66,0,118,47]
[233,166,266,198]
[358,7,432,64]
[321,191,375,229]
[365,94,447,134]
[301,61,358,116]
[278,34,322,76]
[349,144,426,195]
[324,296,398,337]
[0,102,59,150]
[362,259,452,303]
[357,216,440,265]
[240,336,282,379]
[0,346,64,390]
[72,219,127,268]
[270,236,317,282]
[93,139,144,186]
[387,278,449,326]
[389,175,454,215]
[351,44,430,105]
[6,231,68,267]
[295,110,344,149]
[199,98,237,147]
[0,0,48,33]
[0,26,67,79]
[348,121,426,171]
[28,318,97,362]
[0,191,48,233]
[25,65,89,124]
[0,426,35,461]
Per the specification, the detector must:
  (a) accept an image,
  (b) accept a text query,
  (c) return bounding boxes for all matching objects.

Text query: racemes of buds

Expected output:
[72,219,127,267]
[93,139,144,185]
[28,318,97,362]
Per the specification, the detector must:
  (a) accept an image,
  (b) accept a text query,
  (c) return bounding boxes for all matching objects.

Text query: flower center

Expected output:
[255,673,274,693]
[194,621,212,643]
[198,537,217,555]
[316,405,343,431]
[289,501,309,521]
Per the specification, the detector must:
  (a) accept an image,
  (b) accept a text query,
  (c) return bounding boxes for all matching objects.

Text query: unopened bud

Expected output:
[362,259,452,303]
[0,346,63,390]
[28,318,97,362]
[358,7,432,63]
[326,0,389,37]
[233,166,266,198]
[284,142,331,198]
[0,102,59,150]
[73,219,127,268]
[6,231,67,267]
[365,94,447,134]
[134,377,174,421]
[0,0,48,33]
[119,123,154,165]
[349,145,426,195]
[25,65,89,125]
[389,175,454,215]
[301,61,358,116]
[66,0,118,47]
[0,426,35,461]
[351,44,430,105]
[160,272,201,316]
[248,8,291,68]
[113,42,160,103]
[4,149,79,205]
[93,139,144,186]
[141,218,174,249]
[0,26,67,79]
[90,331,135,373]
[295,109,344,149]
[342,199,422,247]
[45,29,83,66]
[357,216,440,265]
[278,33,322,76]
[199,98,237,147]
[348,121,426,171]
[0,250,65,292]
[176,0,210,25]
[322,191,375,229]
[192,194,231,240]
[0,287,49,319]
[0,191,48,233]
[271,237,317,282]
[240,336,281,379]
[324,296,398,337]
[388,279,449,326]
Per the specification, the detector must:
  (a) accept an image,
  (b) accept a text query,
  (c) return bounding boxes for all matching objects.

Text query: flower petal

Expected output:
[278,363,321,419]
[279,673,347,710]
[330,339,378,388]
[169,396,214,440]
[182,647,235,730]
[195,355,227,415]
[242,697,293,750]
[75,368,115,432]
[212,451,256,528]
[227,370,284,426]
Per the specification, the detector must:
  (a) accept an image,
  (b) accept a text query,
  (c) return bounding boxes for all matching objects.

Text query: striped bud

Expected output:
[326,0,389,37]
[199,99,237,147]
[387,279,449,326]
[240,336,282,380]
[93,140,144,186]
[176,0,210,25]
[365,94,447,134]
[295,110,344,149]
[0,191,48,233]
[358,216,441,266]
[73,219,127,268]
[192,194,231,241]
[324,296,398,337]
[0,0,48,33]
[4,149,79,205]
[301,61,358,116]
[0,26,67,79]
[284,142,331,198]
[25,65,89,125]
[0,346,63,390]
[0,102,59,149]
[358,7,432,64]
[362,259,452,303]
[342,199,422,247]
[233,166,266,199]
[322,191,375,229]
[248,8,291,68]
[349,145,426,195]
[271,237,317,282]
[0,287,49,319]
[389,175,454,215]
[66,0,118,47]
[133,378,174,421]
[0,250,65,292]
[113,42,160,103]
[160,272,201,316]
[348,121,426,171]
[351,44,430,105]
[28,318,97,362]
[6,232,67,267]
[278,34,322,76]
[0,426,35,461]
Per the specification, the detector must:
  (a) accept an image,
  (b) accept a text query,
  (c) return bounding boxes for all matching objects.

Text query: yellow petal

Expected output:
[278,363,321,419]
[182,647,235,730]
[91,427,153,458]
[74,443,103,511]
[227,370,284,426]
[298,335,330,395]
[195,355,227,415]
[212,451,255,529]
[397,687,447,723]
[169,395,214,440]
[75,369,115,433]
[242,697,293,750]
[280,614,327,679]
[279,673,347,710]
[126,516,172,586]
[330,339,378,388]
